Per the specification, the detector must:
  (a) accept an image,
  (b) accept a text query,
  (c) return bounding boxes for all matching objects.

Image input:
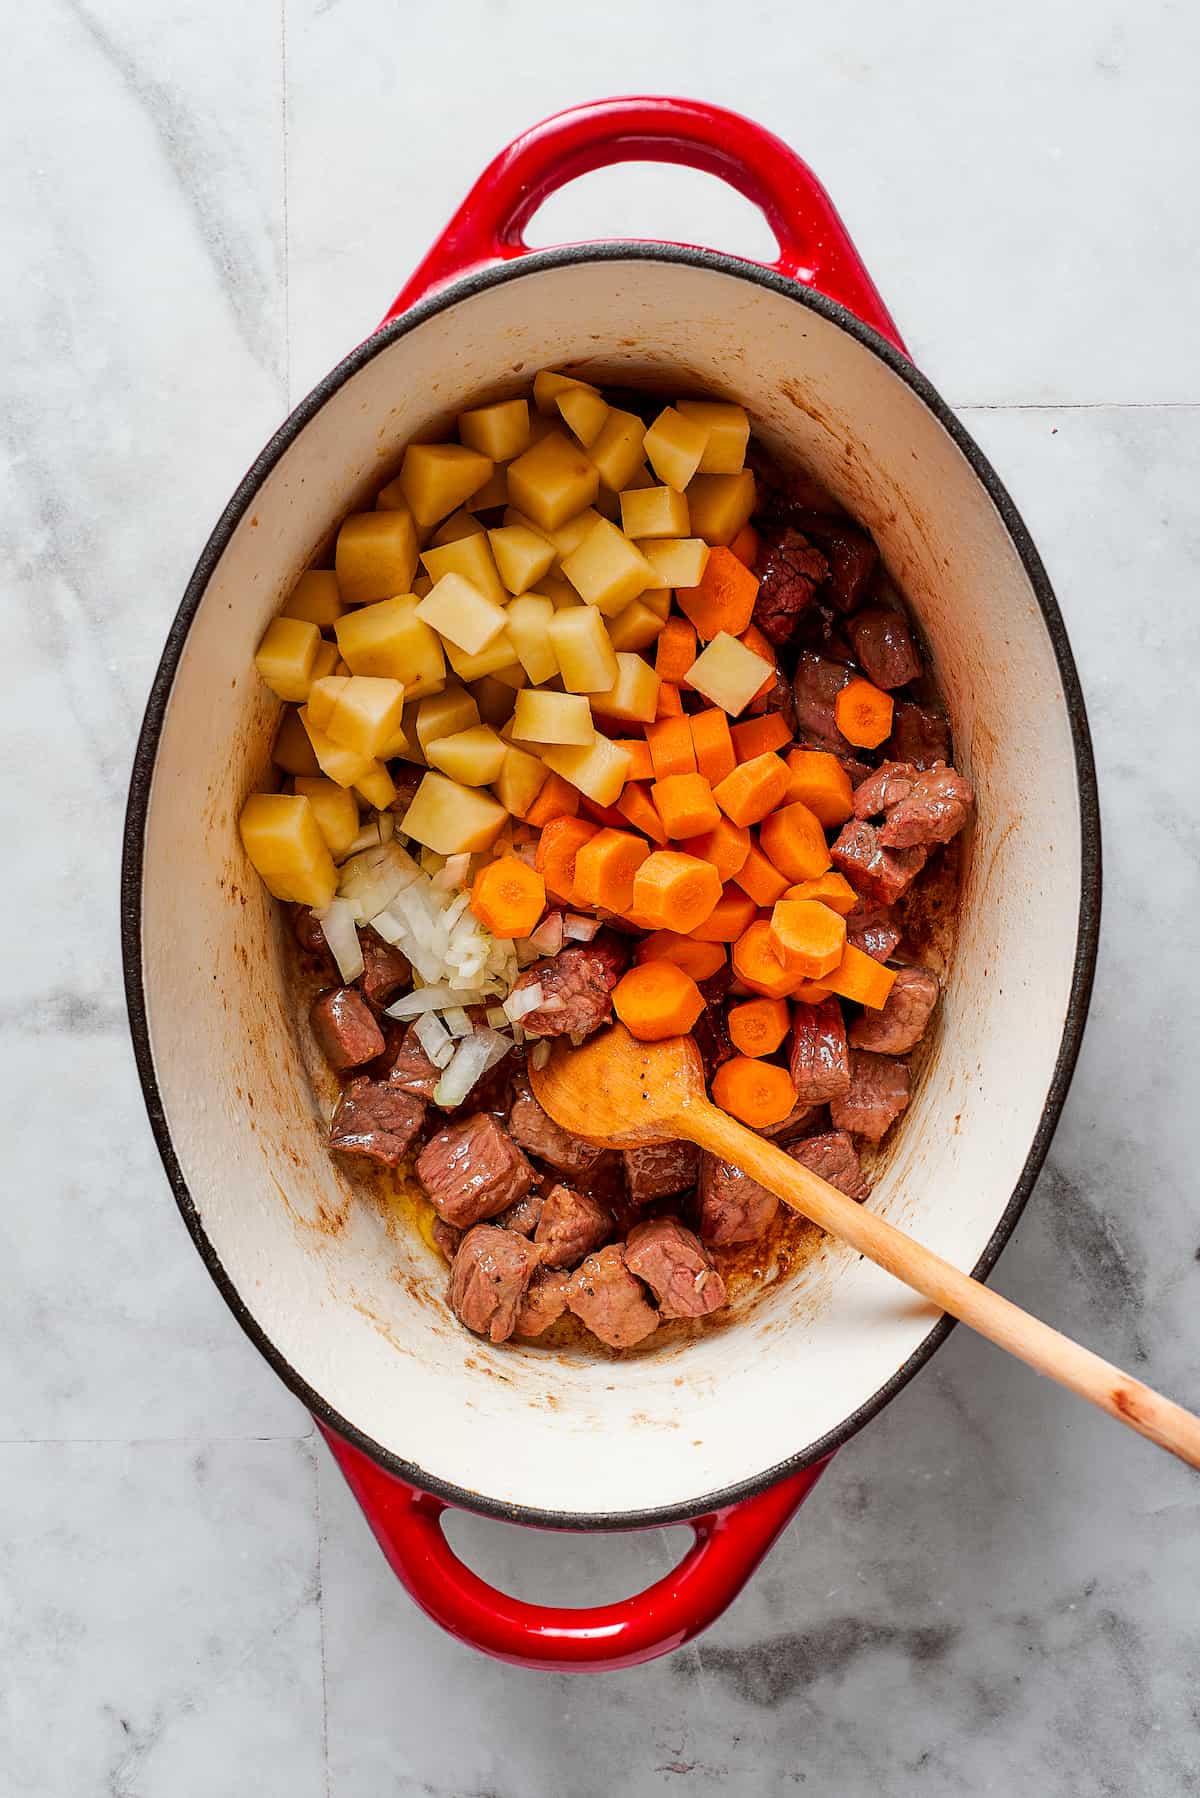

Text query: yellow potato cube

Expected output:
[402,772,508,854]
[238,793,337,908]
[561,517,658,616]
[416,683,480,751]
[507,430,599,532]
[606,598,666,653]
[504,594,559,684]
[415,571,509,656]
[593,485,621,522]
[542,506,602,561]
[443,631,520,682]
[335,596,445,697]
[686,470,757,545]
[533,574,582,609]
[511,688,593,745]
[676,399,750,474]
[375,475,409,511]
[495,744,549,818]
[465,466,510,511]
[548,605,620,693]
[490,663,527,691]
[472,675,520,729]
[639,585,674,622]
[622,462,655,490]
[587,408,647,493]
[426,724,508,787]
[394,700,427,764]
[310,640,339,683]
[398,443,493,529]
[685,630,771,716]
[533,369,600,415]
[412,575,433,598]
[588,652,660,723]
[294,777,360,859]
[254,616,321,702]
[305,675,350,733]
[644,407,709,492]
[556,386,609,447]
[335,510,419,605]
[272,707,321,776]
[421,533,507,606]
[502,506,557,564]
[619,485,690,539]
[430,509,485,548]
[299,708,372,788]
[354,761,398,810]
[324,676,407,760]
[637,537,711,588]
[541,733,632,808]
[458,397,530,462]
[488,525,556,596]
[281,570,344,629]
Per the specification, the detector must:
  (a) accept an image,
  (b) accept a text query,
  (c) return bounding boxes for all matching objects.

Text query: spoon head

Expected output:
[529,1023,708,1149]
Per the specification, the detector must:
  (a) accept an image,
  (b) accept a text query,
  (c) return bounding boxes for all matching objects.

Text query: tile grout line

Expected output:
[280,0,292,409]
[313,1439,332,1798]
[951,399,1200,412]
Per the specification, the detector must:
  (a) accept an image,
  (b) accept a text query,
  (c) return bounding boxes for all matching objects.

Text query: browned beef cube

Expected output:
[310,987,386,1071]
[431,1218,462,1261]
[691,965,735,1080]
[567,1245,660,1348]
[416,1113,535,1227]
[358,929,411,1009]
[292,905,333,960]
[507,1072,606,1178]
[847,607,922,689]
[512,934,629,1039]
[789,998,851,1105]
[785,511,878,612]
[386,1023,441,1099]
[831,819,928,906]
[850,965,939,1054]
[757,1100,822,1141]
[792,650,853,753]
[513,1265,572,1337]
[791,1130,871,1201]
[853,761,920,820]
[698,1156,780,1244]
[534,1183,612,1269]
[329,1077,426,1167]
[830,1051,911,1142]
[845,902,902,964]
[623,1140,700,1204]
[888,700,950,769]
[448,1225,541,1344]
[387,764,424,813]
[752,525,828,645]
[624,1216,726,1318]
[497,1190,545,1236]
[878,764,974,849]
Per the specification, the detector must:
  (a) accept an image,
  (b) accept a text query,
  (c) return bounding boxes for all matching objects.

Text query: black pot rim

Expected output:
[121,242,1102,1532]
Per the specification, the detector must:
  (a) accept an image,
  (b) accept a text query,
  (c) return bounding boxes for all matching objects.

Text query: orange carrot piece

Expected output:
[712,752,791,827]
[730,919,801,999]
[573,828,651,913]
[470,856,546,939]
[524,771,579,828]
[534,815,598,906]
[733,841,790,906]
[580,795,630,829]
[783,749,854,826]
[636,931,727,982]
[676,546,759,641]
[651,771,721,840]
[690,708,737,785]
[645,715,697,780]
[614,738,655,782]
[655,680,684,718]
[835,676,894,749]
[631,850,723,933]
[823,944,898,1010]
[727,996,790,1057]
[731,713,792,761]
[711,1055,798,1127]
[782,871,858,915]
[690,885,759,944]
[654,617,698,684]
[759,800,832,882]
[792,978,834,1003]
[768,898,847,978]
[728,523,760,570]
[680,817,751,883]
[613,961,706,1042]
[737,623,777,701]
[615,780,669,846]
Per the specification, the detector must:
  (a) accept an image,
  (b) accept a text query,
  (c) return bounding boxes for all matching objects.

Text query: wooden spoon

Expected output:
[531,1024,1200,1470]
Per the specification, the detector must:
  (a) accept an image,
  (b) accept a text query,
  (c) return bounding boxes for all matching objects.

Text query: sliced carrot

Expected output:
[782,871,858,915]
[470,856,546,939]
[728,523,760,570]
[835,676,894,749]
[823,944,898,1010]
[733,841,790,906]
[652,771,721,840]
[680,816,751,883]
[731,713,792,761]
[737,623,777,701]
[573,828,651,913]
[615,780,669,846]
[655,680,684,719]
[654,617,698,684]
[614,738,655,782]
[783,748,854,826]
[613,961,706,1042]
[524,771,580,828]
[711,1055,798,1127]
[759,800,832,882]
[645,715,697,780]
[690,708,737,784]
[690,885,759,944]
[731,919,801,999]
[534,815,598,906]
[768,899,847,978]
[580,795,630,829]
[727,996,790,1058]
[636,931,727,982]
[712,752,790,827]
[792,978,834,1003]
[676,546,759,640]
[631,850,723,933]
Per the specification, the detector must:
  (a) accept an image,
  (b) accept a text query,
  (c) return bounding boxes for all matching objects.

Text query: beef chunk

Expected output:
[752,525,829,645]
[853,761,920,820]
[850,965,939,1054]
[507,1072,606,1178]
[567,1244,660,1348]
[623,1139,700,1204]
[830,1051,911,1142]
[624,1216,726,1318]
[698,1156,780,1244]
[448,1224,541,1344]
[310,987,386,1072]
[415,1113,535,1227]
[329,1077,426,1167]
[888,700,950,769]
[744,661,798,732]
[497,1190,545,1236]
[831,818,929,906]
[513,933,629,1038]
[845,901,902,963]
[878,764,974,849]
[692,965,735,1080]
[358,929,411,1010]
[784,510,878,613]
[534,1183,612,1269]
[847,607,922,689]
[791,1130,871,1201]
[513,1265,571,1337]
[789,998,851,1105]
[292,905,333,960]
[387,764,425,813]
[431,1218,462,1261]
[792,649,853,753]
[757,1100,822,1141]
[386,1023,442,1099]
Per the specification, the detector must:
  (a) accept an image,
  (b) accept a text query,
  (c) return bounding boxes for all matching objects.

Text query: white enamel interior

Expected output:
[138,257,1083,1519]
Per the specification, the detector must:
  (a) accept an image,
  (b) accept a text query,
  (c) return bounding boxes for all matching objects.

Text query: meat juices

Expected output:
[534,1183,612,1269]
[448,1225,541,1343]
[830,1052,911,1143]
[309,987,386,1071]
[329,1078,426,1166]
[416,1113,535,1228]
[789,999,851,1105]
[698,1156,780,1244]
[566,1245,660,1348]
[513,934,629,1038]
[623,1140,700,1204]
[624,1216,726,1318]
[849,965,939,1055]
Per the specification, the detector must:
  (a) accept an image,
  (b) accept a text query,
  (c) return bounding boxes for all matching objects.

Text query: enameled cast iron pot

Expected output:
[122,97,1100,1672]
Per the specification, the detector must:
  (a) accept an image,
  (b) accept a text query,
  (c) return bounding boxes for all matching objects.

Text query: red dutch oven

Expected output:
[122,97,1100,1672]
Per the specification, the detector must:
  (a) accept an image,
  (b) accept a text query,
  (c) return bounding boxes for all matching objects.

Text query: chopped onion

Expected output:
[514,939,542,969]
[433,1029,505,1109]
[377,810,395,842]
[511,1021,526,1045]
[530,1041,550,1070]
[385,984,481,1019]
[512,843,538,867]
[534,993,564,1012]
[562,913,601,942]
[568,1030,588,1048]
[346,820,382,856]
[315,898,364,983]
[528,912,564,955]
[485,1006,508,1029]
[413,1012,453,1065]
[433,852,471,892]
[502,983,543,1023]
[443,1007,473,1038]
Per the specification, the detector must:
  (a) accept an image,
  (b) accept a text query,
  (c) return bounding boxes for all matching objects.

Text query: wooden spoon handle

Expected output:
[687,1102,1200,1470]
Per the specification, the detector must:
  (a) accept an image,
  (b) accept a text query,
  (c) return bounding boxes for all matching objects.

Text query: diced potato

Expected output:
[676,399,750,474]
[430,509,485,548]
[619,485,690,539]
[394,699,427,764]
[281,570,344,629]
[335,596,446,697]
[686,470,757,545]
[622,462,655,491]
[239,793,337,908]
[311,640,339,682]
[272,706,321,776]
[533,574,582,609]
[548,605,620,693]
[412,574,433,598]
[490,663,527,691]
[593,485,621,522]
[416,682,479,751]
[638,537,711,588]
[254,616,321,702]
[354,761,398,810]
[505,594,559,684]
[556,386,609,447]
[335,510,419,605]
[561,517,658,616]
[488,525,556,597]
[443,631,520,682]
[465,466,510,511]
[323,676,407,760]
[306,674,351,733]
[588,408,647,493]
[426,724,507,787]
[375,476,409,511]
[588,651,660,723]
[511,688,593,745]
[472,675,520,729]
[543,506,603,561]
[458,397,530,462]
[421,533,507,605]
[402,771,508,854]
[416,571,509,655]
[606,598,666,652]
[686,630,770,715]
[639,585,674,622]
[294,777,359,858]
[299,708,372,788]
[644,407,709,492]
[334,659,351,676]
[398,442,493,529]
[507,430,599,531]
[533,369,600,415]
[541,733,632,808]
[495,744,549,818]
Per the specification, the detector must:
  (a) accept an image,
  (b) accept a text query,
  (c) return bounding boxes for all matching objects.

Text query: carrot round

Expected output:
[631,850,723,933]
[759,801,832,882]
[731,713,792,761]
[470,856,546,939]
[645,715,696,780]
[636,931,727,982]
[614,961,706,1041]
[655,680,684,719]
[690,708,737,784]
[652,771,721,840]
[731,919,800,999]
[676,546,759,640]
[733,840,790,906]
[615,780,669,845]
[534,815,598,905]
[768,898,847,978]
[690,885,759,943]
[573,827,651,912]
[712,752,791,827]
[680,816,751,883]
[712,1055,798,1127]
[783,871,858,915]
[524,771,580,828]
[823,943,898,1010]
[727,996,790,1058]
[654,617,698,684]
[835,676,894,749]
[728,523,760,570]
[784,748,854,826]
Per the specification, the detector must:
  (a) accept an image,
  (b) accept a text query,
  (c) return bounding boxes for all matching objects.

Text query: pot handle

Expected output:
[381,95,904,349]
[320,1423,829,1672]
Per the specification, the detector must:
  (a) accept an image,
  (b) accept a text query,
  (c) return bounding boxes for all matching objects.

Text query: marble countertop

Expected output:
[4,3,1198,1792]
